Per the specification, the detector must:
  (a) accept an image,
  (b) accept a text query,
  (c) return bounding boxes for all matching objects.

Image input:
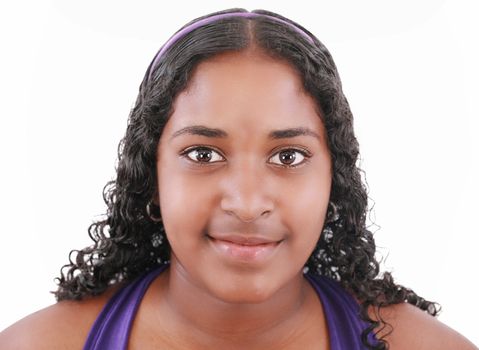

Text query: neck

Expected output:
[154,260,315,347]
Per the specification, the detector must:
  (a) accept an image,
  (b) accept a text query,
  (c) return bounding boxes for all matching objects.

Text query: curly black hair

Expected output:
[54,8,440,349]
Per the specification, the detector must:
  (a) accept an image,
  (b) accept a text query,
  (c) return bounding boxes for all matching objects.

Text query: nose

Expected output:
[220,161,274,222]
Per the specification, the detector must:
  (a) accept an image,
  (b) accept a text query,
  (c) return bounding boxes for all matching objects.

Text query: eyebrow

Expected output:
[170,125,321,141]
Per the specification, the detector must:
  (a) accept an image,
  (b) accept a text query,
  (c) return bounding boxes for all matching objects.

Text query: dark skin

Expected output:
[0,49,477,350]
[128,265,329,349]
[135,47,332,349]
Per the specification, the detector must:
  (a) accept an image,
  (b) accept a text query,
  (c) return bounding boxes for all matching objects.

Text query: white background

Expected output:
[1,0,478,345]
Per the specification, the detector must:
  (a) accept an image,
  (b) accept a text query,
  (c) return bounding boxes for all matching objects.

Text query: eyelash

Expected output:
[179,146,312,168]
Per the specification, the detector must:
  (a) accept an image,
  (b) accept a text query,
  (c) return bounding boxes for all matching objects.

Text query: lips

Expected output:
[207,234,283,262]
[208,234,281,246]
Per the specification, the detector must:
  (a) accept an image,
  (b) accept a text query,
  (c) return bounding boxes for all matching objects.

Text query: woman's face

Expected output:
[156,49,332,303]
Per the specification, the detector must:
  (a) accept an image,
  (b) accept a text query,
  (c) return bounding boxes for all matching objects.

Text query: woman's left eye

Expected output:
[268,149,310,167]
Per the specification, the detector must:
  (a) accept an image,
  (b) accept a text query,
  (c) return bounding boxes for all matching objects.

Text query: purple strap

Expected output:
[84,265,378,349]
[82,264,168,350]
[304,273,379,349]
[148,11,314,80]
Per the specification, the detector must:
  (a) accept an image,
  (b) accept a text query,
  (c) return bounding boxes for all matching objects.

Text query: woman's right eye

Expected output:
[182,147,225,163]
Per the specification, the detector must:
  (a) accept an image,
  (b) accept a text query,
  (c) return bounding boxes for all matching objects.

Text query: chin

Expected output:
[204,273,280,305]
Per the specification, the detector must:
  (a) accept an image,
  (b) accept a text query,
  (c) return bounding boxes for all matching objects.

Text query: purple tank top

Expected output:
[83,264,379,349]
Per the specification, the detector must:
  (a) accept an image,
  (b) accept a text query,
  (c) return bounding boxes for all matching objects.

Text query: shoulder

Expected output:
[0,287,118,350]
[369,302,478,350]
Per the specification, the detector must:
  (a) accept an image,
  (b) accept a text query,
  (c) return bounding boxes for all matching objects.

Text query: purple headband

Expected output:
[148,11,314,80]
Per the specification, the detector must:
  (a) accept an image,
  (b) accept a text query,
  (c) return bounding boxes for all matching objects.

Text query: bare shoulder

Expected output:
[369,302,478,350]
[0,288,118,350]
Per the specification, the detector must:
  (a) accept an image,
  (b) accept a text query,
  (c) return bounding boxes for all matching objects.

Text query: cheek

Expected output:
[157,165,215,244]
[282,169,331,250]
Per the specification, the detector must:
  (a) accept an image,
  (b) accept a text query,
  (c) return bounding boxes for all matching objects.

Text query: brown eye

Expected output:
[184,147,224,163]
[279,150,296,165]
[269,149,308,167]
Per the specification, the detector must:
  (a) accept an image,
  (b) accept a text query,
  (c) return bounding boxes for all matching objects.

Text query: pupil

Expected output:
[196,149,212,162]
[280,150,295,164]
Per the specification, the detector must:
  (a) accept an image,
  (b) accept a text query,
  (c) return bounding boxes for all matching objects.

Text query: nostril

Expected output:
[225,209,272,223]
[220,184,274,222]
[260,210,271,217]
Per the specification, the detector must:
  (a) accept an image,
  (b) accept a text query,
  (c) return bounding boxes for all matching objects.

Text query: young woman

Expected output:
[1,8,477,350]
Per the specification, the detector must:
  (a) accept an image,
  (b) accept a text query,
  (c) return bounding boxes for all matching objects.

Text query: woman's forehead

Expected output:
[184,50,305,101]
[165,51,325,137]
